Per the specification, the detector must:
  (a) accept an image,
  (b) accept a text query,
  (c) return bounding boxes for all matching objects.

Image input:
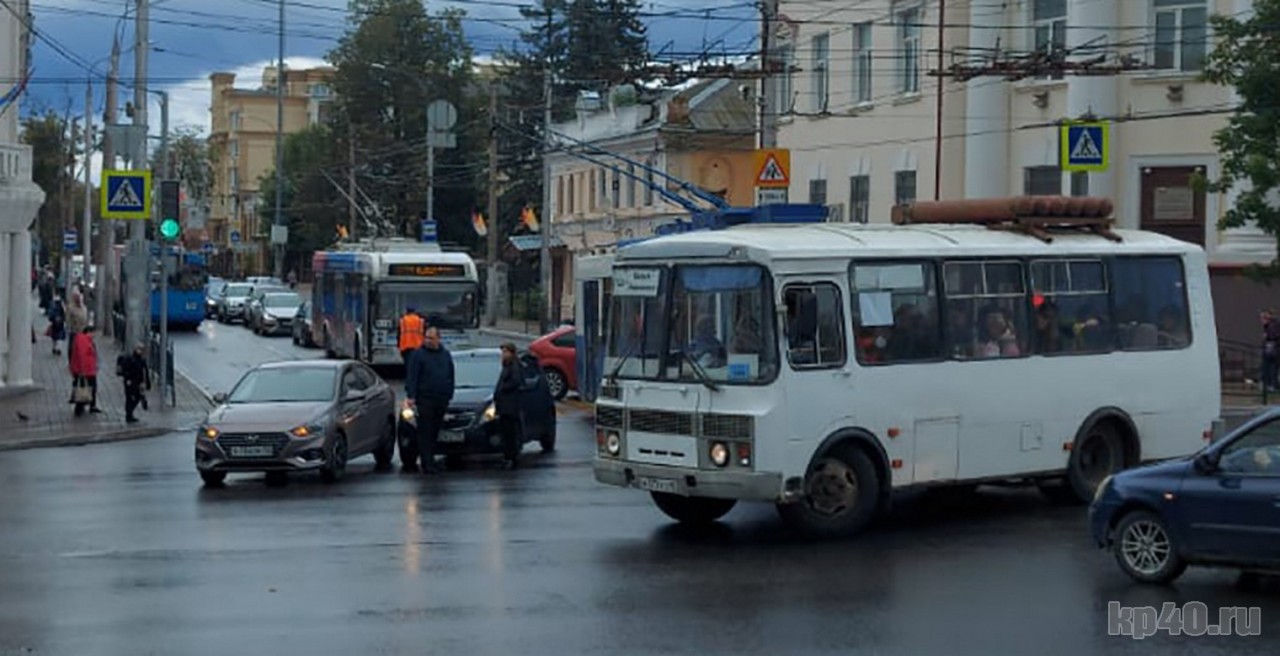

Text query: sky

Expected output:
[23,0,761,141]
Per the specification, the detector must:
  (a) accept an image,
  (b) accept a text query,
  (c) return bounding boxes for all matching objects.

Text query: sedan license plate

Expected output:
[228,445,274,458]
[439,430,465,444]
[635,476,679,494]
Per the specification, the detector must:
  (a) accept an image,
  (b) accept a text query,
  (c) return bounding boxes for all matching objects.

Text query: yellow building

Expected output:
[207,65,335,271]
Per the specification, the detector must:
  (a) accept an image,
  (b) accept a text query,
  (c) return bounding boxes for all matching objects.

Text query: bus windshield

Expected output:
[607,264,777,384]
[376,283,477,330]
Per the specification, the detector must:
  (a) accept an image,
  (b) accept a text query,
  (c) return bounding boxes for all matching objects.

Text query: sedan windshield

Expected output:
[227,368,336,403]
[453,354,501,389]
[265,293,301,308]
[224,284,251,298]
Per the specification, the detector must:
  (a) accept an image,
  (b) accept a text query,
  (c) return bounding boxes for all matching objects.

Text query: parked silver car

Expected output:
[245,284,290,329]
[195,360,398,486]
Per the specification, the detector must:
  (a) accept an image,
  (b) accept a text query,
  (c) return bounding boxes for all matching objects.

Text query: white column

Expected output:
[963,0,1009,198]
[1216,0,1274,264]
[0,232,11,388]
[6,230,33,387]
[1065,0,1120,200]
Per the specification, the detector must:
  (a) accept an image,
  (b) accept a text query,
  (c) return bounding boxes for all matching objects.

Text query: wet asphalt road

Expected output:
[2,421,1279,655]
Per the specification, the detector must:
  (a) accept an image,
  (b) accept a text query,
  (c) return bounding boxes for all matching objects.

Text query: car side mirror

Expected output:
[1193,452,1218,474]
[212,392,228,404]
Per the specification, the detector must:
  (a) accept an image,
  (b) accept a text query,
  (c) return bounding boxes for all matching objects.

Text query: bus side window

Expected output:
[784,284,845,369]
[1111,256,1191,350]
[850,261,942,365]
[943,260,1026,360]
[1030,259,1112,355]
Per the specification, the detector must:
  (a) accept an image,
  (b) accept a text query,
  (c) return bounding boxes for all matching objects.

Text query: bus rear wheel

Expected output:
[778,444,881,539]
[650,492,736,525]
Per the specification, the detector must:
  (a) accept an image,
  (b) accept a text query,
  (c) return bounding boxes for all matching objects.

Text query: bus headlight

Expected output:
[605,432,621,456]
[709,442,730,468]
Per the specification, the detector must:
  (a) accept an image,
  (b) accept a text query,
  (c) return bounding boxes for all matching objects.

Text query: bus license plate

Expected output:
[635,476,679,494]
[439,430,465,443]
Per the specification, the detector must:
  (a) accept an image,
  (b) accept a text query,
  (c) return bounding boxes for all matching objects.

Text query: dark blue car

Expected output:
[1090,408,1280,584]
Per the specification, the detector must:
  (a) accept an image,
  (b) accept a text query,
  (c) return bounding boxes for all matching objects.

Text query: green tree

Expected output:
[165,127,214,205]
[21,111,86,266]
[1202,0,1280,268]
[326,0,483,249]
[258,125,346,266]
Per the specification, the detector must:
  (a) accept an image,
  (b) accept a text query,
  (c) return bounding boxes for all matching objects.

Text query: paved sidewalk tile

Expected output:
[0,313,212,452]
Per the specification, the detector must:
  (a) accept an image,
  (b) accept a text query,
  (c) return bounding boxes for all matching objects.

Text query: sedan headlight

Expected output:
[290,424,324,438]
[400,407,416,422]
[201,426,219,440]
[482,403,496,422]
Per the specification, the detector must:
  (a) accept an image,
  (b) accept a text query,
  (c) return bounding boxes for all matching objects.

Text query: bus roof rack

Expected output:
[890,196,1122,244]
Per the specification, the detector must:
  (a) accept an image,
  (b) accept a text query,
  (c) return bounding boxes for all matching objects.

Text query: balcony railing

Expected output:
[0,143,33,183]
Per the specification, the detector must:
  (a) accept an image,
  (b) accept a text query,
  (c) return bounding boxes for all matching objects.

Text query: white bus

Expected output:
[311,239,480,365]
[592,201,1221,537]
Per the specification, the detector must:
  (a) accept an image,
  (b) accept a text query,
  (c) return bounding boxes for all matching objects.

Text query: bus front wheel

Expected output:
[650,492,736,525]
[1067,420,1127,503]
[778,444,881,539]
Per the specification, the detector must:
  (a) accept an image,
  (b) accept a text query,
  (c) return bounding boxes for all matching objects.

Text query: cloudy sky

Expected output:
[24,0,760,137]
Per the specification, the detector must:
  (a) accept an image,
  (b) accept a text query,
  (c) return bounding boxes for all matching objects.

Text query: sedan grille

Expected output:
[443,411,476,430]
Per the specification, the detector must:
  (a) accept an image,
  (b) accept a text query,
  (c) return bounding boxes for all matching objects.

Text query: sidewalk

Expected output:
[0,315,212,452]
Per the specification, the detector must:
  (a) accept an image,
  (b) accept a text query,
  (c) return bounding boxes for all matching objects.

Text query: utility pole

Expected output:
[758,0,778,149]
[158,90,170,407]
[97,35,119,337]
[81,80,93,307]
[485,81,500,326]
[125,0,149,353]
[273,0,286,279]
[933,0,946,201]
[539,10,554,331]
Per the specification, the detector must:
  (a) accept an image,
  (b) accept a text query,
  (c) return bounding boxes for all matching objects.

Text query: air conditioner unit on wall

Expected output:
[826,203,845,223]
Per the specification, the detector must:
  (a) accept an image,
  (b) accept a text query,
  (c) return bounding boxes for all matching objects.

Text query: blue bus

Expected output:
[151,249,208,330]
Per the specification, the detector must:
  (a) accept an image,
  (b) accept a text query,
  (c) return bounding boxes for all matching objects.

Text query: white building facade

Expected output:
[0,0,46,391]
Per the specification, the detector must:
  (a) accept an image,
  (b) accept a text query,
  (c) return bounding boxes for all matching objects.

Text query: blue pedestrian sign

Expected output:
[1061,121,1109,172]
[202,242,214,253]
[229,230,241,243]
[100,169,152,219]
[63,230,77,250]
[420,219,438,243]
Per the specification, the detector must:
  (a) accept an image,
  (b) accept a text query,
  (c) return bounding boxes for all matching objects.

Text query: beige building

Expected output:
[207,65,335,271]
[543,80,757,320]
[776,0,1270,344]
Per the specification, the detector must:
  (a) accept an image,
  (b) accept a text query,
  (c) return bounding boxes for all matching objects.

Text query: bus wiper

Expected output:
[676,348,720,392]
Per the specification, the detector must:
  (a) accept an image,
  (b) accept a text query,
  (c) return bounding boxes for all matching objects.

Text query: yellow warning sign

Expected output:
[753,149,791,188]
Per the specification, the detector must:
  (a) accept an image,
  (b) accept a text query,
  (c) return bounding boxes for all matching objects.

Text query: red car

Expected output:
[528,325,576,400]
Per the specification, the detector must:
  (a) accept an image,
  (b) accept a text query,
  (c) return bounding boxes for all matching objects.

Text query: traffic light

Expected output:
[159,180,180,241]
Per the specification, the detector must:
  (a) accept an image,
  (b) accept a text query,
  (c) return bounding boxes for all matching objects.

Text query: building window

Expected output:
[1154,0,1208,71]
[1023,166,1061,195]
[626,164,636,208]
[599,168,608,208]
[775,44,794,115]
[1032,0,1067,79]
[310,83,331,98]
[894,170,917,205]
[567,174,576,214]
[229,111,242,130]
[812,33,830,112]
[896,4,922,94]
[849,175,870,223]
[644,157,656,205]
[556,177,565,217]
[229,168,238,191]
[809,178,828,205]
[852,22,873,104]
[229,139,239,160]
[1071,171,1089,197]
[611,168,621,209]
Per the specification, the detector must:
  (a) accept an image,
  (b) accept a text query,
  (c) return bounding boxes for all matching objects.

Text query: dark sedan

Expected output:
[397,349,556,468]
[1090,408,1280,584]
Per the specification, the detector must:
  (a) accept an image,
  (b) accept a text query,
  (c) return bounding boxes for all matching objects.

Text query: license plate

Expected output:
[228,446,274,458]
[635,476,679,494]
[439,430,465,443]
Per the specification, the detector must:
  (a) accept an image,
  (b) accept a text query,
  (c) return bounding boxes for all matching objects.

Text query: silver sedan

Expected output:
[195,360,398,486]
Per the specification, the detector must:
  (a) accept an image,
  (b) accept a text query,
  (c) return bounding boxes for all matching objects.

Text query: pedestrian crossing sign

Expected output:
[101,169,152,219]
[1060,121,1109,172]
[753,148,791,188]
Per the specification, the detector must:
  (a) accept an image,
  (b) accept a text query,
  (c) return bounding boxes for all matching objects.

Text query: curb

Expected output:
[0,425,184,452]
[174,364,216,405]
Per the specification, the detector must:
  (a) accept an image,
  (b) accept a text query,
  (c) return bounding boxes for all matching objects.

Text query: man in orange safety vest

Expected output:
[398,307,426,366]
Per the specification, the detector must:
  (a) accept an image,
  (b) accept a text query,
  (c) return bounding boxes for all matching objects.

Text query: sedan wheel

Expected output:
[321,434,348,483]
[1114,510,1187,584]
[543,367,568,400]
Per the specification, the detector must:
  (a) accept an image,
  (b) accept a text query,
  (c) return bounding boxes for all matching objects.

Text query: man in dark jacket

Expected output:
[119,343,151,423]
[405,327,455,474]
[494,343,523,469]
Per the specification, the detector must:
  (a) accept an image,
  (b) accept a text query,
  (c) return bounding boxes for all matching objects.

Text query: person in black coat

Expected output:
[404,327,455,474]
[118,344,151,423]
[494,342,523,469]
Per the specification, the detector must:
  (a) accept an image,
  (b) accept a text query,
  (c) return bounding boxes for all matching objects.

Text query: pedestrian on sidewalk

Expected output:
[118,343,150,423]
[66,290,89,348]
[47,296,67,355]
[287,269,298,290]
[1262,309,1280,392]
[69,326,102,417]
[494,342,523,470]
[404,327,454,475]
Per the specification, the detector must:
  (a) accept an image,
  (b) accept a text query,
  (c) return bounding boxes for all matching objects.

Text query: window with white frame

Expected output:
[1032,0,1067,79]
[229,139,239,160]
[896,4,922,94]
[1153,0,1208,71]
[852,22,873,104]
[895,170,917,205]
[229,111,242,131]
[849,175,870,223]
[775,44,795,115]
[809,179,828,205]
[812,33,830,112]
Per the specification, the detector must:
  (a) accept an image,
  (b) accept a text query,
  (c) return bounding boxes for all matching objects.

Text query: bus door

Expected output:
[578,279,603,401]
[780,280,858,446]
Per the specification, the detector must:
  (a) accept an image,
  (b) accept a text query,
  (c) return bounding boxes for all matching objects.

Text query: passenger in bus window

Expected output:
[729,317,761,354]
[888,304,932,361]
[1034,300,1062,354]
[975,306,1020,359]
[689,316,726,368]
[1071,305,1106,351]
[1157,306,1189,347]
[946,303,974,359]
